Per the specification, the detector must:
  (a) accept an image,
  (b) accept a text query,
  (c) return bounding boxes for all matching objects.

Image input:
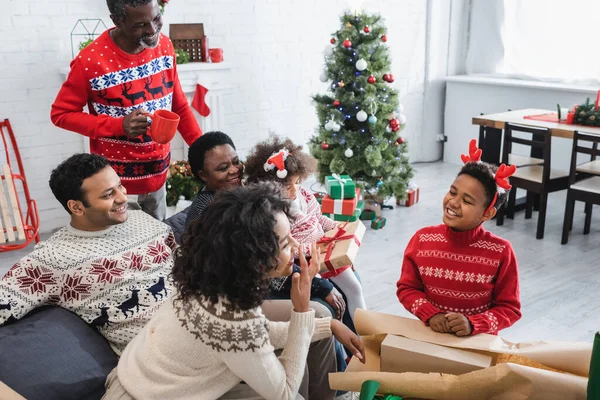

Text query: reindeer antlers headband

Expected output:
[461,139,516,213]
[264,148,290,179]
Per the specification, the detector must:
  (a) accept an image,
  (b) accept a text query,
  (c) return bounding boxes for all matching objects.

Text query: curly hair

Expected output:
[171,182,291,310]
[106,0,153,23]
[245,135,317,185]
[188,131,236,180]
[49,153,111,214]
[458,162,510,209]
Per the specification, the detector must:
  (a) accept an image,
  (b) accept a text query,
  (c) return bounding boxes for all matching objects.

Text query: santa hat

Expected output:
[264,148,290,179]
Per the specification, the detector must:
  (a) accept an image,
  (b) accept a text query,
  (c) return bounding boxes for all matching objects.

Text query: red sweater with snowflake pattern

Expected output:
[396,224,521,335]
[51,29,201,194]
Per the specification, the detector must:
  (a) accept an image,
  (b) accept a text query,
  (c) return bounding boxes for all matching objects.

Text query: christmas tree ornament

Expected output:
[346,21,352,28]
[330,38,336,44]
[344,148,354,158]
[368,115,377,124]
[383,73,390,82]
[371,169,378,176]
[363,26,370,33]
[381,34,387,42]
[394,137,404,146]
[324,46,334,57]
[333,99,341,107]
[343,39,352,48]
[386,73,395,83]
[367,75,376,84]
[324,121,334,131]
[389,118,399,128]
[398,114,407,125]
[332,122,341,132]
[355,58,368,71]
[392,125,399,132]
[338,80,345,88]
[386,125,392,133]
[321,142,330,150]
[377,179,384,188]
[356,110,368,122]
[264,148,290,179]
[319,71,328,82]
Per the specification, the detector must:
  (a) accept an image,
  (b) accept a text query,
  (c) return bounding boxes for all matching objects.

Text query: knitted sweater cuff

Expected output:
[289,309,316,336]
[313,316,332,342]
[466,314,490,335]
[413,301,442,324]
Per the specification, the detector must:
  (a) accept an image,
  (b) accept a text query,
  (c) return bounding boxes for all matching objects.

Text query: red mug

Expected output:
[209,48,224,63]
[147,109,180,144]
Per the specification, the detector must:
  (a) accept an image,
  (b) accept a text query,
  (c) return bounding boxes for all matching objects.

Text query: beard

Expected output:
[139,27,162,49]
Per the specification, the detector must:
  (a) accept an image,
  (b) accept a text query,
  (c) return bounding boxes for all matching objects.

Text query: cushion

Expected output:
[164,206,190,244]
[0,306,118,400]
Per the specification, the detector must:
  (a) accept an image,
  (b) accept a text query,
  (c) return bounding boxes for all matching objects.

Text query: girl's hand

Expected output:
[292,245,320,313]
[331,320,366,364]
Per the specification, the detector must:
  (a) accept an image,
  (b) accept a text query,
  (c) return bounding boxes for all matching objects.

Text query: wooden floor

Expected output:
[1,161,598,344]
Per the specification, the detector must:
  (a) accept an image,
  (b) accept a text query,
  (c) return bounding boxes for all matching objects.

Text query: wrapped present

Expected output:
[325,174,356,199]
[329,309,592,399]
[363,199,382,217]
[371,216,386,230]
[396,182,419,207]
[359,380,403,400]
[360,209,377,221]
[317,220,366,272]
[323,200,364,222]
[321,188,360,216]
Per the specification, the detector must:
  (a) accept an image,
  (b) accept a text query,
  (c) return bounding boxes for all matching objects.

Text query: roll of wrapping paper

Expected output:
[588,331,600,399]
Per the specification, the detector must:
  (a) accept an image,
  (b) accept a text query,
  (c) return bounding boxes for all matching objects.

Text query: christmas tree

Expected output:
[310,11,413,202]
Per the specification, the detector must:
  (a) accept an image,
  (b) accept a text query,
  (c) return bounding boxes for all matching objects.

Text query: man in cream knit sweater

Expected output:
[0,153,176,355]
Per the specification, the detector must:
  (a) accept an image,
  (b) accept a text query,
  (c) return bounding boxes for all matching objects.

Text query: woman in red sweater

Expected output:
[397,140,521,336]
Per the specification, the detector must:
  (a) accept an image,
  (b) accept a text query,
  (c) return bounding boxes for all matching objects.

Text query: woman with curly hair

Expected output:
[245,136,367,325]
[103,183,365,400]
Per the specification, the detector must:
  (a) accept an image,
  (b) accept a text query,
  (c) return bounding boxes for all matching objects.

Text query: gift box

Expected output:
[317,220,366,272]
[321,188,360,216]
[325,174,356,200]
[363,199,382,217]
[360,210,377,221]
[329,310,592,399]
[396,182,419,207]
[323,200,364,222]
[371,217,386,230]
[381,334,492,375]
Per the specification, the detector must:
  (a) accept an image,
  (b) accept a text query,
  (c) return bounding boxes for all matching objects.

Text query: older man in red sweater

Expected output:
[51,0,202,221]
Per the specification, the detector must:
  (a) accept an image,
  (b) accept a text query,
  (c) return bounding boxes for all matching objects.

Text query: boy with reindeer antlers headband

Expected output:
[396,139,521,336]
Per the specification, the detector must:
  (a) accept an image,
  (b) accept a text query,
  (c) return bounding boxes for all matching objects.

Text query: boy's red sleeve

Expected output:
[396,233,441,323]
[467,243,521,335]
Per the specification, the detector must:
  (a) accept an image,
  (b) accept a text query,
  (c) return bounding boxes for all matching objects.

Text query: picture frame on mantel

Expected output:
[169,23,208,63]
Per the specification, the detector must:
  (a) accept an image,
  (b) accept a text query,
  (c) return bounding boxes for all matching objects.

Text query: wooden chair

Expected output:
[496,123,569,239]
[561,131,600,244]
[0,119,39,251]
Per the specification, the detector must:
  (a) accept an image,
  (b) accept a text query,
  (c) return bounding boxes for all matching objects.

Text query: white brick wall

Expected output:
[1,0,427,233]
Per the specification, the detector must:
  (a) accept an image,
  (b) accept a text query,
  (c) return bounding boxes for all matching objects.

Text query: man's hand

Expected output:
[331,319,365,364]
[446,312,473,336]
[323,287,346,320]
[122,109,150,139]
[428,313,451,333]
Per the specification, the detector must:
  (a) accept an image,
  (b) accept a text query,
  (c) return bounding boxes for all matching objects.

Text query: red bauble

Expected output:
[321,142,330,150]
[387,74,395,83]
[343,39,352,48]
[330,38,336,44]
[383,73,390,82]
[396,137,405,145]
[390,118,399,127]
[367,75,376,84]
[333,100,341,107]
[381,34,387,42]
[392,126,400,132]
[363,26,370,33]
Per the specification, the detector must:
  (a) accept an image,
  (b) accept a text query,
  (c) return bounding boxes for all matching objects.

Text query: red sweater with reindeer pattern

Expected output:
[397,224,521,335]
[51,29,202,194]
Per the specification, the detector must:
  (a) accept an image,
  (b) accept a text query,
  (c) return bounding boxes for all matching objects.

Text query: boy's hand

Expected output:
[331,320,366,364]
[446,312,473,336]
[324,287,345,320]
[428,313,451,333]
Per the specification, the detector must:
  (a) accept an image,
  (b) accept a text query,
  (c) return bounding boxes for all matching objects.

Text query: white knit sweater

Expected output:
[116,295,332,400]
[0,211,176,355]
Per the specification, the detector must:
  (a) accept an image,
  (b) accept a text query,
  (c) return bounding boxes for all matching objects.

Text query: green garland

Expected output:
[572,98,600,126]
[166,161,202,207]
